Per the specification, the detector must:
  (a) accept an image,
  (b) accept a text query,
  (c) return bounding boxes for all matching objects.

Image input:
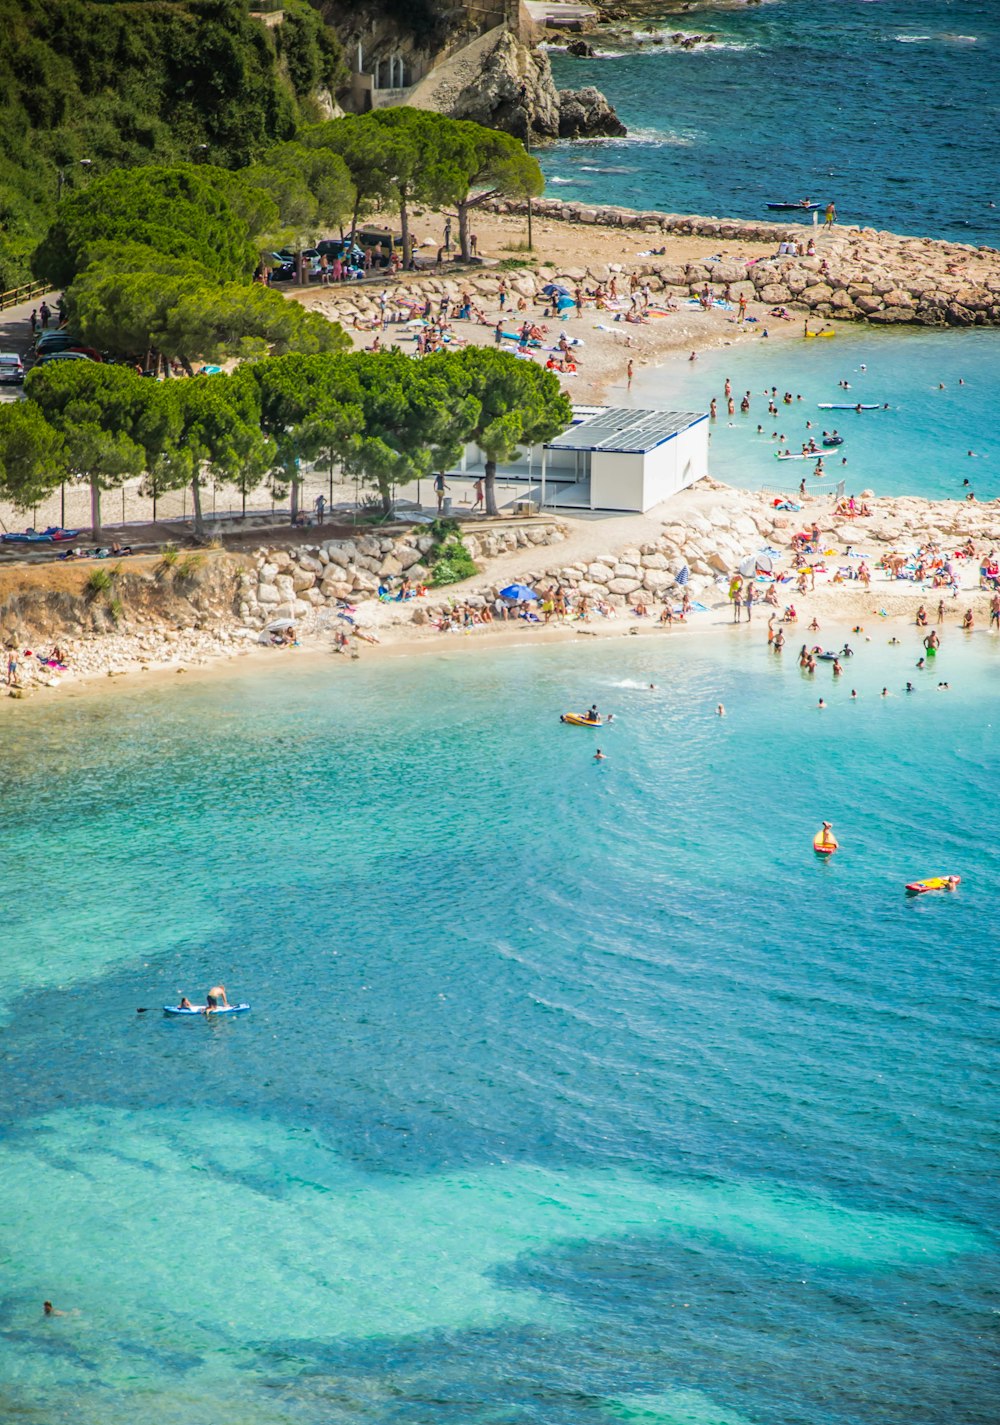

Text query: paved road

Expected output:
[0,293,60,402]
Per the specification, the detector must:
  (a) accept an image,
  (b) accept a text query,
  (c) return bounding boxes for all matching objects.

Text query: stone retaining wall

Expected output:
[245,521,568,624]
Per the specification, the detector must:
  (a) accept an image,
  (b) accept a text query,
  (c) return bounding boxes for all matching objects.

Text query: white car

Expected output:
[0,352,25,384]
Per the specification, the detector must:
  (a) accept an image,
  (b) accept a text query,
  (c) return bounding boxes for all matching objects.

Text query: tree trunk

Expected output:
[457,202,471,262]
[290,475,300,525]
[90,478,102,540]
[399,193,411,269]
[190,475,204,536]
[484,457,499,517]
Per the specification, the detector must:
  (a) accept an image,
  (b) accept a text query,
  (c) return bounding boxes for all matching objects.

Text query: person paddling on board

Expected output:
[206,985,229,1014]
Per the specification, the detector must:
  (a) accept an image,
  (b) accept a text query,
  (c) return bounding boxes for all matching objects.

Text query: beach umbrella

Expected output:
[500,583,539,602]
[542,282,570,297]
[266,618,296,632]
[739,552,774,577]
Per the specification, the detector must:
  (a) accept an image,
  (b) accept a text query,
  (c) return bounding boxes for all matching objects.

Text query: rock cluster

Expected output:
[478,197,1000,327]
[443,29,624,141]
[244,523,567,625]
[422,488,783,621]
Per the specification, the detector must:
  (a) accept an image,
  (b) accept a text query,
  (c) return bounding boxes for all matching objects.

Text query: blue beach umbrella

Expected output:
[542,283,570,297]
[500,583,539,602]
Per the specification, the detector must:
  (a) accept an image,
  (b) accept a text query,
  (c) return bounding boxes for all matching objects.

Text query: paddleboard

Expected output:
[817,403,882,410]
[163,1003,251,1017]
[905,877,959,895]
[776,452,823,460]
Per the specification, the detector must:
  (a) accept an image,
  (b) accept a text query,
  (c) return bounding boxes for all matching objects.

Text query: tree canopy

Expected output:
[65,244,350,371]
[24,360,154,536]
[0,401,67,510]
[445,348,571,515]
[34,165,264,289]
[0,0,344,288]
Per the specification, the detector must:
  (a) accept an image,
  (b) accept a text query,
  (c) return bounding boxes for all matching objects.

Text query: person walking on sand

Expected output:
[990,592,1000,630]
[824,201,837,228]
[730,576,743,623]
[744,581,754,622]
[627,359,634,391]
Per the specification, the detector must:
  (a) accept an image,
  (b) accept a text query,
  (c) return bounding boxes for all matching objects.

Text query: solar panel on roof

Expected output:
[547,408,706,454]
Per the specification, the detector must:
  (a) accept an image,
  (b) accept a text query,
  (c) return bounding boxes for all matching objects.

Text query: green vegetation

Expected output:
[2,347,571,535]
[445,347,571,516]
[0,0,344,287]
[426,518,477,587]
[85,567,113,597]
[304,110,543,264]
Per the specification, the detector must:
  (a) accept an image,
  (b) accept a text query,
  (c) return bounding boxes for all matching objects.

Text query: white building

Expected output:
[451,406,710,514]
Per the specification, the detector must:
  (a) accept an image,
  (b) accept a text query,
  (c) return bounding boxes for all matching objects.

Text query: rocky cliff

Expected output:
[411,27,625,141]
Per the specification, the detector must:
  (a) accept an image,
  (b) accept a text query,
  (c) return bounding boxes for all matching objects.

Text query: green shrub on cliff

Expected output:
[0,0,344,287]
[426,518,477,587]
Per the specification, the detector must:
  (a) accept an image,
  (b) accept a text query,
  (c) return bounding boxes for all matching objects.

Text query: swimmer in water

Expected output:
[905,682,915,693]
[43,1302,67,1317]
[716,703,725,716]
[817,698,826,709]
[594,748,605,761]
[850,689,857,699]
[881,687,889,697]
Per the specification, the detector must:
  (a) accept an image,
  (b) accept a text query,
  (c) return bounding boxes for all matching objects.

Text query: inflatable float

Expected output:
[561,713,603,727]
[905,876,960,895]
[163,1003,251,1017]
[813,831,839,856]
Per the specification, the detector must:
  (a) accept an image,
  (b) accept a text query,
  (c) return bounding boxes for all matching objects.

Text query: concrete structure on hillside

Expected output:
[450,406,710,514]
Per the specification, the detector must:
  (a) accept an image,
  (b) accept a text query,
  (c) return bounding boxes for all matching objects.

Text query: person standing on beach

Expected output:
[824,201,837,228]
[627,359,634,391]
[990,593,1000,630]
[737,294,747,323]
[744,581,754,622]
[730,576,742,623]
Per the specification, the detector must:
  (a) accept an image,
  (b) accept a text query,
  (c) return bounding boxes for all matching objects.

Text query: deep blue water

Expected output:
[1,633,998,1424]
[544,0,1000,247]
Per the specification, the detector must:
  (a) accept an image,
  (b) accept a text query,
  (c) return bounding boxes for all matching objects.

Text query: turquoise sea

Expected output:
[545,0,999,248]
[1,630,998,1425]
[635,326,1000,501]
[5,4,1000,1421]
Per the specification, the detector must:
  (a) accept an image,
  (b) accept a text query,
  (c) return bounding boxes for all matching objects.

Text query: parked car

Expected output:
[34,330,77,354]
[36,350,96,365]
[0,352,25,384]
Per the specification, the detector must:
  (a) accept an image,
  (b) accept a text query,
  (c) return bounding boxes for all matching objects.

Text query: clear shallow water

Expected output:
[634,326,1000,500]
[2,635,998,1424]
[544,0,1000,247]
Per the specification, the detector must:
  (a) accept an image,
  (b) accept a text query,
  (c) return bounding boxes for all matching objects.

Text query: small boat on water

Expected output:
[766,201,822,212]
[822,435,844,446]
[561,713,603,727]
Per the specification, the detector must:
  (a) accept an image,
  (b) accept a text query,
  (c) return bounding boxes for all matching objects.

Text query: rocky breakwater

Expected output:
[481,196,1000,327]
[246,521,569,623]
[420,485,784,622]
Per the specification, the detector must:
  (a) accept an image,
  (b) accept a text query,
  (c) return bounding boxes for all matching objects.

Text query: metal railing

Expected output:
[0,280,53,313]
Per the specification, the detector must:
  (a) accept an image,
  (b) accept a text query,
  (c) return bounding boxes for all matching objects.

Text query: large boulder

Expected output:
[558,86,627,139]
